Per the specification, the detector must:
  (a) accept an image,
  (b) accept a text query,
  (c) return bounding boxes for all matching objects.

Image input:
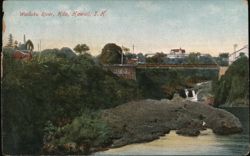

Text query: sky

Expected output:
[3,0,248,56]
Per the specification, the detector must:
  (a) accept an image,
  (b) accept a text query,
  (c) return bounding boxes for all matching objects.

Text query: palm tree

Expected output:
[26,40,34,51]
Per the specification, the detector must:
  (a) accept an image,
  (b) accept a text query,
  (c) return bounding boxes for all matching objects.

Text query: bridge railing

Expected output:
[103,64,137,67]
[104,63,219,68]
[136,63,219,68]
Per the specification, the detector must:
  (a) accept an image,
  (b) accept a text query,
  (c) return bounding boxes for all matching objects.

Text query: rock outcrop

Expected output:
[101,96,243,147]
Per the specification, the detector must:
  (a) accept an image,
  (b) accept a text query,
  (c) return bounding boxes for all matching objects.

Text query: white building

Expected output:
[229,45,249,65]
[167,48,187,59]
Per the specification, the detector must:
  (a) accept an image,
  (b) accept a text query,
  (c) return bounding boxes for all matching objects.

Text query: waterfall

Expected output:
[191,90,198,102]
[185,89,189,98]
[183,89,198,102]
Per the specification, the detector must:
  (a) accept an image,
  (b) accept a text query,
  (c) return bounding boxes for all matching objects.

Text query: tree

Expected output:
[6,34,13,48]
[122,46,130,53]
[213,56,249,107]
[125,52,137,59]
[218,53,229,66]
[60,47,77,58]
[14,40,18,49]
[186,52,201,64]
[137,53,146,63]
[73,44,90,55]
[146,52,167,64]
[26,40,34,51]
[99,43,124,64]
[219,53,229,58]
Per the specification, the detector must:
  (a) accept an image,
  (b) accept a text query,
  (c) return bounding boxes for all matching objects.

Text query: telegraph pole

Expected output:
[121,45,123,65]
[132,44,134,53]
[233,44,237,60]
[40,40,42,51]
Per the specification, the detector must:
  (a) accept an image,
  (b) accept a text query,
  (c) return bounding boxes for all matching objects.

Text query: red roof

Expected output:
[13,50,32,60]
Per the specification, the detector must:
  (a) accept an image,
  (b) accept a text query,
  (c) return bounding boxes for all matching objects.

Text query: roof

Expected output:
[15,50,28,55]
[171,48,186,53]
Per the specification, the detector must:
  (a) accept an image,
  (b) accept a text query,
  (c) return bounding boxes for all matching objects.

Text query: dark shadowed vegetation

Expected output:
[213,56,249,107]
[98,43,124,64]
[137,68,218,99]
[1,45,222,155]
[2,48,140,154]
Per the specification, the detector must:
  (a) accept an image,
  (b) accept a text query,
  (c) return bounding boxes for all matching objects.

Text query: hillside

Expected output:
[213,56,249,107]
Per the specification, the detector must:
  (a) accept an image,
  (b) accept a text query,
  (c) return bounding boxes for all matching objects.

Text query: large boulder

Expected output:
[176,128,200,136]
[101,96,243,147]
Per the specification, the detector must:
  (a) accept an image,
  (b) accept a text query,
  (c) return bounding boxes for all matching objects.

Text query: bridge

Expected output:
[136,64,219,69]
[229,45,248,65]
[103,63,221,80]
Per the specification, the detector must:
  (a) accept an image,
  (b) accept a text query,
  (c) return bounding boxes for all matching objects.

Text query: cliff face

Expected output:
[101,96,243,148]
[213,56,249,107]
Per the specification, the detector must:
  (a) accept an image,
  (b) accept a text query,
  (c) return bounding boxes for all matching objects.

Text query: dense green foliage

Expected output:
[2,50,139,154]
[213,53,229,66]
[213,56,249,107]
[215,57,249,105]
[137,68,218,99]
[124,52,137,59]
[98,43,124,64]
[137,69,183,99]
[73,44,90,55]
[144,52,215,64]
[146,52,167,64]
[2,46,221,154]
[43,113,111,154]
[40,47,77,59]
[26,40,34,51]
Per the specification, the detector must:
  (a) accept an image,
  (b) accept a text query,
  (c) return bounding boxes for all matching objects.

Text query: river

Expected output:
[95,107,249,155]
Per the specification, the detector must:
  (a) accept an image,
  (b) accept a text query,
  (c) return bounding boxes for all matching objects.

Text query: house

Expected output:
[13,50,32,60]
[167,48,187,59]
[170,48,186,54]
[127,58,138,64]
[13,35,33,60]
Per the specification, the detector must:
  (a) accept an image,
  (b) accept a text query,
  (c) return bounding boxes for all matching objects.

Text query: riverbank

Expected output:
[96,129,249,155]
[221,107,249,134]
[212,56,249,107]
[100,95,243,149]
[97,107,249,155]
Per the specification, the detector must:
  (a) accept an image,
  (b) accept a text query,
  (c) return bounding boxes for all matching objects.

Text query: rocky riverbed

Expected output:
[101,95,243,148]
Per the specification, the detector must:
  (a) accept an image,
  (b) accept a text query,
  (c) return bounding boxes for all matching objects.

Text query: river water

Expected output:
[96,107,249,155]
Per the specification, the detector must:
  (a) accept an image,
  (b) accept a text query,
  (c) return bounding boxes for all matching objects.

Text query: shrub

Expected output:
[43,113,111,154]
